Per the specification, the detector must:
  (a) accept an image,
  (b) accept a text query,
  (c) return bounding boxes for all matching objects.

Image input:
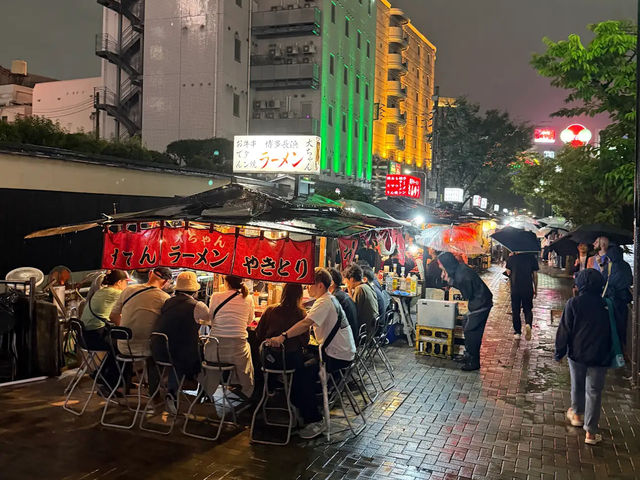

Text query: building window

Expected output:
[343,65,348,85]
[365,84,369,100]
[355,121,359,137]
[345,18,349,37]
[331,2,336,23]
[366,41,370,58]
[364,126,368,142]
[234,34,241,62]
[1,116,7,123]
[233,93,240,117]
[356,76,360,94]
[418,45,421,57]
[357,31,361,49]
[236,0,242,6]
[328,106,333,126]
[329,54,334,75]
[342,114,347,132]
[368,0,371,15]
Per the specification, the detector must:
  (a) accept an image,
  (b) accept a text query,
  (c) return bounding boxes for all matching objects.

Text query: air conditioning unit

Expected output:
[302,57,310,63]
[253,112,262,119]
[287,4,295,9]
[266,112,275,119]
[253,100,262,109]
[272,100,281,108]
[303,45,310,53]
[286,58,293,64]
[286,46,294,54]
[279,111,289,119]
[291,46,299,54]
[271,5,278,11]
[304,2,310,7]
[268,48,276,57]
[267,99,275,108]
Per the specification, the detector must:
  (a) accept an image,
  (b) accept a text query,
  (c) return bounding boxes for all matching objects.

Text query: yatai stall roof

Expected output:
[26,183,407,239]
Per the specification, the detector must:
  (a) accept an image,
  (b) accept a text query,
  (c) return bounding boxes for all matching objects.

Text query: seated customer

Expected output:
[328,268,359,340]
[155,271,209,397]
[267,268,356,439]
[202,275,255,398]
[343,264,379,336]
[110,267,172,357]
[361,266,388,319]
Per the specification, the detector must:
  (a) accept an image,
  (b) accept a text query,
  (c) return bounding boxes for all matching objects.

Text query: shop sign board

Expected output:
[102,226,316,284]
[443,188,464,203]
[534,128,556,144]
[481,198,488,209]
[233,135,321,174]
[385,174,421,199]
[472,195,482,207]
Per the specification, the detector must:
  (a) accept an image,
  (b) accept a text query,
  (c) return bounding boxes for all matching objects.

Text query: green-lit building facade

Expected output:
[250,0,376,186]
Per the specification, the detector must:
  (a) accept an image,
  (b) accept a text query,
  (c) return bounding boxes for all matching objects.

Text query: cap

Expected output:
[152,267,173,282]
[175,271,200,292]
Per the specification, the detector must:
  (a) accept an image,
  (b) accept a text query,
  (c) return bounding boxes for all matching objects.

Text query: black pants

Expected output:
[464,307,492,366]
[82,327,119,389]
[294,352,351,424]
[511,292,533,334]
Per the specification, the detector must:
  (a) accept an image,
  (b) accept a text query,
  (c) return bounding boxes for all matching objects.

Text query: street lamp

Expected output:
[404,169,428,206]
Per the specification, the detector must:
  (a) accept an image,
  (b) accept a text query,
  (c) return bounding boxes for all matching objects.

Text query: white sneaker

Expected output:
[514,334,521,340]
[585,433,602,445]
[298,420,326,439]
[525,325,532,341]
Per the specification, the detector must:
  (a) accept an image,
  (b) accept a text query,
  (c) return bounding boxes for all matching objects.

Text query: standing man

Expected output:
[588,237,610,274]
[506,252,539,340]
[437,252,493,371]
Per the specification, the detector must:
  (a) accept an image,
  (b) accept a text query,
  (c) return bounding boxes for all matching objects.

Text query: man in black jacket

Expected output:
[437,252,493,371]
[328,268,359,340]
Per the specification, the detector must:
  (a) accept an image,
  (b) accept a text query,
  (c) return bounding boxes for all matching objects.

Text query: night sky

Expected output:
[0,0,636,134]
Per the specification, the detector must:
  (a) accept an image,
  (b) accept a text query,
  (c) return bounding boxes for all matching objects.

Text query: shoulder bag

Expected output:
[605,297,625,369]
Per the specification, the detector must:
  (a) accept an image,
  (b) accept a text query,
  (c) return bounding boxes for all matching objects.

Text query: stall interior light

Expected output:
[413,215,425,225]
[408,244,419,255]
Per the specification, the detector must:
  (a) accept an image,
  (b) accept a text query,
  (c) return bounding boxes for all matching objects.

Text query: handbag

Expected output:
[605,297,625,369]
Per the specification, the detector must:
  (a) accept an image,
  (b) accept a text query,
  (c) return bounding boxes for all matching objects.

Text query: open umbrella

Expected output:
[417,225,485,255]
[549,235,579,257]
[569,224,632,246]
[507,215,539,232]
[491,226,540,253]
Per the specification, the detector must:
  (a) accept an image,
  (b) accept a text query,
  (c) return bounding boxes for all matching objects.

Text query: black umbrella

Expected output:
[569,224,632,246]
[549,235,579,257]
[491,226,540,253]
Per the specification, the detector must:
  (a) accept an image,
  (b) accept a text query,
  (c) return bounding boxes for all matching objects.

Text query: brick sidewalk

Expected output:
[1,266,640,479]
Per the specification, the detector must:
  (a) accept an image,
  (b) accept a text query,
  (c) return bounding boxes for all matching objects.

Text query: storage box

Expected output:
[423,288,445,300]
[417,299,458,329]
[415,326,453,358]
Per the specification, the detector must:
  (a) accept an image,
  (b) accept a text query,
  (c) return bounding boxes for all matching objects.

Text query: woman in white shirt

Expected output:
[202,275,255,398]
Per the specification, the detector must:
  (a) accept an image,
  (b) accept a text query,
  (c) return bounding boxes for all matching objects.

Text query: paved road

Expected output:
[1,265,640,479]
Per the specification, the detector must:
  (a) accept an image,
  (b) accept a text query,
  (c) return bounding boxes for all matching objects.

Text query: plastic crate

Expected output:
[415,326,453,358]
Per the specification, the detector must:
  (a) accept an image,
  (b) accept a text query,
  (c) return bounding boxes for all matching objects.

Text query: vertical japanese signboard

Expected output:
[338,237,359,269]
[384,174,421,199]
[233,135,321,174]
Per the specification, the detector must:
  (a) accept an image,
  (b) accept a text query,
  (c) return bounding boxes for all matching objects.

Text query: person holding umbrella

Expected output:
[437,252,493,371]
[506,252,539,340]
[587,237,610,274]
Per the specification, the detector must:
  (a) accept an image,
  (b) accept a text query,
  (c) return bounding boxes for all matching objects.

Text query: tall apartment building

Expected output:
[250,0,376,185]
[97,0,250,151]
[372,0,435,194]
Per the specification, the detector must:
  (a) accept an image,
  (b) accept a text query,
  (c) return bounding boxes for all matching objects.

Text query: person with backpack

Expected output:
[555,268,618,446]
[267,268,356,439]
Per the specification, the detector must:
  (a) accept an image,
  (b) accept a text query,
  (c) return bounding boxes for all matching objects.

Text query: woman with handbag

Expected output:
[555,268,623,445]
[202,275,256,398]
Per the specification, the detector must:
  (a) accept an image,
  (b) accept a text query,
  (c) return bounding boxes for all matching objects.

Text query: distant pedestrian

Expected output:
[437,252,493,371]
[572,242,591,278]
[555,269,613,446]
[505,252,539,340]
[603,245,632,349]
[588,236,610,274]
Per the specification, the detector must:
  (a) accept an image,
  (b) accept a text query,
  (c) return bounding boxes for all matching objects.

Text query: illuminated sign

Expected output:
[494,204,500,212]
[534,128,556,144]
[233,135,321,173]
[560,124,592,148]
[444,188,464,203]
[543,150,555,159]
[389,162,402,174]
[481,198,488,209]
[472,195,482,207]
[385,175,421,199]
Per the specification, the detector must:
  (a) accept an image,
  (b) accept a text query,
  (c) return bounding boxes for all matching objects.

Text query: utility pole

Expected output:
[632,0,640,386]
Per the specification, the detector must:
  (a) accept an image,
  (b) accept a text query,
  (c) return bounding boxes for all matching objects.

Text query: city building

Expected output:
[96,0,251,150]
[0,61,55,122]
[249,0,377,186]
[372,0,435,197]
[32,77,102,133]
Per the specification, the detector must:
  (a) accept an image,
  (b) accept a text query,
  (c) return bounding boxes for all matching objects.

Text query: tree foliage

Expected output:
[166,138,233,173]
[437,98,532,204]
[522,20,636,226]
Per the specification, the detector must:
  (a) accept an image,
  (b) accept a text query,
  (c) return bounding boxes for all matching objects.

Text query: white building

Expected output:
[32,77,102,133]
[0,60,55,123]
[97,0,251,151]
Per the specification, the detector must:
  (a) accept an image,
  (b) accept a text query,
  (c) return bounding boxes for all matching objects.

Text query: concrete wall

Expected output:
[32,77,102,133]
[142,0,250,151]
[0,151,228,197]
[0,84,33,122]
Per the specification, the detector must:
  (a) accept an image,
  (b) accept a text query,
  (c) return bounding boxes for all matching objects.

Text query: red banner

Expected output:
[103,227,161,270]
[101,227,316,284]
[338,236,358,269]
[160,228,235,274]
[233,235,315,284]
[385,174,421,199]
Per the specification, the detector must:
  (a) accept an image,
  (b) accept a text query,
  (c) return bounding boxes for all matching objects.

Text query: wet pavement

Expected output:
[2,265,640,479]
